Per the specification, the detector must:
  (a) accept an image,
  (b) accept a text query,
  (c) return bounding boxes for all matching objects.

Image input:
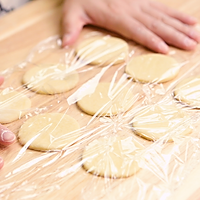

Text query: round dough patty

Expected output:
[77,82,134,116]
[18,113,80,151]
[132,104,192,142]
[125,54,179,83]
[82,136,143,178]
[22,65,79,94]
[0,89,31,123]
[76,36,129,65]
[174,76,200,108]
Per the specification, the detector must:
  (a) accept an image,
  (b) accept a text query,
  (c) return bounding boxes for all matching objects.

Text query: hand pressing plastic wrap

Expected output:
[0,30,200,200]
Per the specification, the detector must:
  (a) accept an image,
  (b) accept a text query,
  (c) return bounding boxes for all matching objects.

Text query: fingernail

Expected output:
[190,30,200,42]
[2,130,16,143]
[158,42,169,53]
[62,34,71,46]
[184,38,197,48]
[189,16,197,23]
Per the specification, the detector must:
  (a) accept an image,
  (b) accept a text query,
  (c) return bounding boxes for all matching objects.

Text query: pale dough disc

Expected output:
[76,36,129,65]
[18,113,80,151]
[132,104,192,142]
[77,82,134,116]
[174,76,200,108]
[22,65,79,94]
[0,89,31,123]
[82,136,143,178]
[125,54,179,83]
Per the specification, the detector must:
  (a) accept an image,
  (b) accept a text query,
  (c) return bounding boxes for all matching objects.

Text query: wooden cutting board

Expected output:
[0,0,200,199]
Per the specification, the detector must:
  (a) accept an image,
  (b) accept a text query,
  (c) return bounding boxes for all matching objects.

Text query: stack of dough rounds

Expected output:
[132,104,192,142]
[125,54,180,83]
[22,65,79,94]
[77,82,134,116]
[174,76,200,108]
[0,89,31,123]
[75,36,129,65]
[82,136,143,178]
[18,113,80,151]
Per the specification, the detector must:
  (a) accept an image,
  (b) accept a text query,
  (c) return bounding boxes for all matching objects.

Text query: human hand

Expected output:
[61,0,200,54]
[0,76,16,169]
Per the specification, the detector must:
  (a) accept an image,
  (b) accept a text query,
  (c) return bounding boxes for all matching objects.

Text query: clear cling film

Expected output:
[0,30,200,200]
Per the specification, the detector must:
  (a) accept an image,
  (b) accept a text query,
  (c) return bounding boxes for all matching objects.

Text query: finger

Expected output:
[61,4,88,47]
[142,6,200,43]
[0,157,4,170]
[101,14,169,54]
[0,124,16,146]
[0,76,4,86]
[137,13,197,50]
[150,1,198,25]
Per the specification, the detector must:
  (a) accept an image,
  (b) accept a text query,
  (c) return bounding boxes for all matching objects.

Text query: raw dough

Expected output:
[0,89,31,123]
[125,54,179,83]
[18,113,80,151]
[76,36,129,65]
[82,136,143,178]
[77,82,134,116]
[132,104,192,142]
[174,76,200,108]
[22,65,79,94]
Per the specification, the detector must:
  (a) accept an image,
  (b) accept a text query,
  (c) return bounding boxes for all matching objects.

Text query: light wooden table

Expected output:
[0,0,200,199]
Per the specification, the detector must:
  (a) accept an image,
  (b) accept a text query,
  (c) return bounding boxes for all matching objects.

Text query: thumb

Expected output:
[0,76,4,86]
[61,5,86,47]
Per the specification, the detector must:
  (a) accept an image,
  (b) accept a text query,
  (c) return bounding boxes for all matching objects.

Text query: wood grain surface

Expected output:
[0,0,200,200]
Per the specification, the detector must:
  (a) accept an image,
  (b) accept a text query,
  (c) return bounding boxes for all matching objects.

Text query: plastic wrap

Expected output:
[1,30,200,200]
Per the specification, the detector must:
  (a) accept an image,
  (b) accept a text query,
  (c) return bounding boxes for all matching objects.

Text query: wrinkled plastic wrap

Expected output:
[1,30,200,200]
